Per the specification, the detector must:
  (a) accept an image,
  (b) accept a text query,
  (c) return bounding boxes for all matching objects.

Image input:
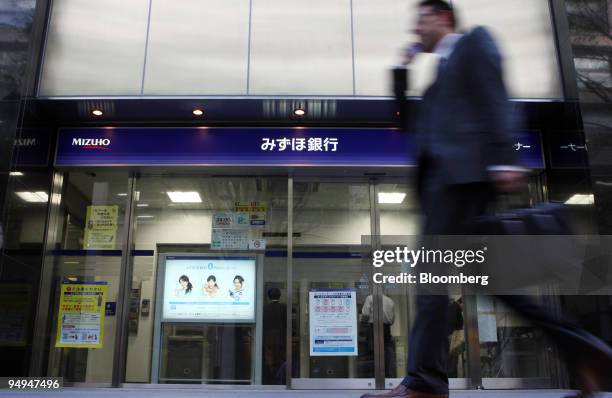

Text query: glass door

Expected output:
[377,175,564,390]
[41,171,131,384]
[290,180,377,389]
[475,175,563,389]
[376,181,429,389]
[35,171,563,389]
[377,180,471,389]
[126,175,288,385]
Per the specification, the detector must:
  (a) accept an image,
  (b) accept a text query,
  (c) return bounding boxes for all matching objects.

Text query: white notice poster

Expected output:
[211,212,250,250]
[309,289,358,356]
[162,256,256,322]
[211,229,249,250]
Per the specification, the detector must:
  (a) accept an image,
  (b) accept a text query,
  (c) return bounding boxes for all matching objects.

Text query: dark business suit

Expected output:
[263,300,287,384]
[403,27,612,394]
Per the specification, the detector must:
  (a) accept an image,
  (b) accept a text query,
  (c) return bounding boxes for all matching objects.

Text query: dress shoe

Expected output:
[360,384,448,398]
[573,361,611,397]
[573,342,612,397]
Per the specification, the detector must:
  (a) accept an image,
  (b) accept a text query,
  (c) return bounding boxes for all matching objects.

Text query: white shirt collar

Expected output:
[433,33,463,60]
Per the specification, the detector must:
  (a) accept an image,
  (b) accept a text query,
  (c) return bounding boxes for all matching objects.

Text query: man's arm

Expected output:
[361,295,373,320]
[468,27,525,191]
[387,298,395,325]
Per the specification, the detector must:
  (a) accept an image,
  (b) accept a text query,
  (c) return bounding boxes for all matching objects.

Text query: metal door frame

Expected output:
[284,176,380,390]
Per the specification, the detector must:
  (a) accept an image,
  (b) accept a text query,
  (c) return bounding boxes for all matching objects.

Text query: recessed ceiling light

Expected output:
[92,109,103,116]
[565,194,594,205]
[64,261,80,264]
[294,109,306,116]
[193,109,204,116]
[378,192,406,204]
[16,191,49,203]
[166,191,202,203]
[137,215,155,219]
[137,203,149,207]
[9,171,23,176]
[117,191,140,199]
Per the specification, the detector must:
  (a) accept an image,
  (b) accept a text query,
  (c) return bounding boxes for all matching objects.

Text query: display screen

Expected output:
[162,256,256,322]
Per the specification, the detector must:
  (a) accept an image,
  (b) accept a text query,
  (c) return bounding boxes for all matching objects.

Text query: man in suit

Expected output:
[361,1,612,397]
[263,287,287,384]
[362,292,397,377]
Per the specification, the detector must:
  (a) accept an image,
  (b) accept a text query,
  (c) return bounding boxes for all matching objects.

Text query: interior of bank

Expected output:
[25,171,568,388]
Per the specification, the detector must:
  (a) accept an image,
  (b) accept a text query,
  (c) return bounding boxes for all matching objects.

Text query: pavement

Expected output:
[0,389,611,398]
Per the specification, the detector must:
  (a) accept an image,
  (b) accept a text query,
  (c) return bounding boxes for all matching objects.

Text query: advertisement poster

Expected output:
[234,201,267,213]
[83,205,118,249]
[234,201,267,226]
[162,256,256,322]
[212,212,250,229]
[0,284,32,347]
[211,212,250,250]
[309,288,358,356]
[56,282,108,349]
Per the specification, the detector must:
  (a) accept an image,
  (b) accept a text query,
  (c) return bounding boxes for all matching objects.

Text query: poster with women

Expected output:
[162,256,256,322]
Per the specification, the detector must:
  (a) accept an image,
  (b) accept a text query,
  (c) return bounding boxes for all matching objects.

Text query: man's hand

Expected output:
[490,170,527,193]
[401,43,423,65]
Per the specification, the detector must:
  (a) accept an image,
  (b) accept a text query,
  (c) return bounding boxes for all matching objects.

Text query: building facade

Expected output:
[0,0,610,391]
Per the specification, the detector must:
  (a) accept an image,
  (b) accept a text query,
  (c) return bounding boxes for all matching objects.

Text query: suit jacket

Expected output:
[415,26,518,186]
[263,301,287,348]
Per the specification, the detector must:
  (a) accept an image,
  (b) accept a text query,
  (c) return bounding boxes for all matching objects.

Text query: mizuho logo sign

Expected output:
[72,138,111,150]
[15,138,37,147]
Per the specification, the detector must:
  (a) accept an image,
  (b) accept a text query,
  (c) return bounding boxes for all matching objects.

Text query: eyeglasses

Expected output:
[416,10,436,24]
[418,10,435,17]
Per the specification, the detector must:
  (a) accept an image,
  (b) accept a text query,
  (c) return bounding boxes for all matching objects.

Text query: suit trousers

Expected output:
[400,181,492,394]
[401,179,612,394]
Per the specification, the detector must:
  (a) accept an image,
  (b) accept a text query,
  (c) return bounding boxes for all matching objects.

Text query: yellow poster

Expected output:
[234,201,267,213]
[234,201,267,227]
[84,205,118,249]
[56,282,107,349]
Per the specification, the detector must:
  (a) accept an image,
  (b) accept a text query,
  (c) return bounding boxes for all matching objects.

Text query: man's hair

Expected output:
[267,287,281,300]
[419,0,457,28]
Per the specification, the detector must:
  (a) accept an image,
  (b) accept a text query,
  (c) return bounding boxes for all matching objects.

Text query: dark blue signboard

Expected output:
[513,130,545,169]
[547,132,589,169]
[55,127,544,168]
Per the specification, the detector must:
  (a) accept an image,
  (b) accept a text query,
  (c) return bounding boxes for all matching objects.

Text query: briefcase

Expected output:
[467,203,585,294]
[470,202,571,235]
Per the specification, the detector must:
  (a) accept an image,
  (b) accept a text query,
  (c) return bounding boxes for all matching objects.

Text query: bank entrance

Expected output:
[25,126,565,389]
